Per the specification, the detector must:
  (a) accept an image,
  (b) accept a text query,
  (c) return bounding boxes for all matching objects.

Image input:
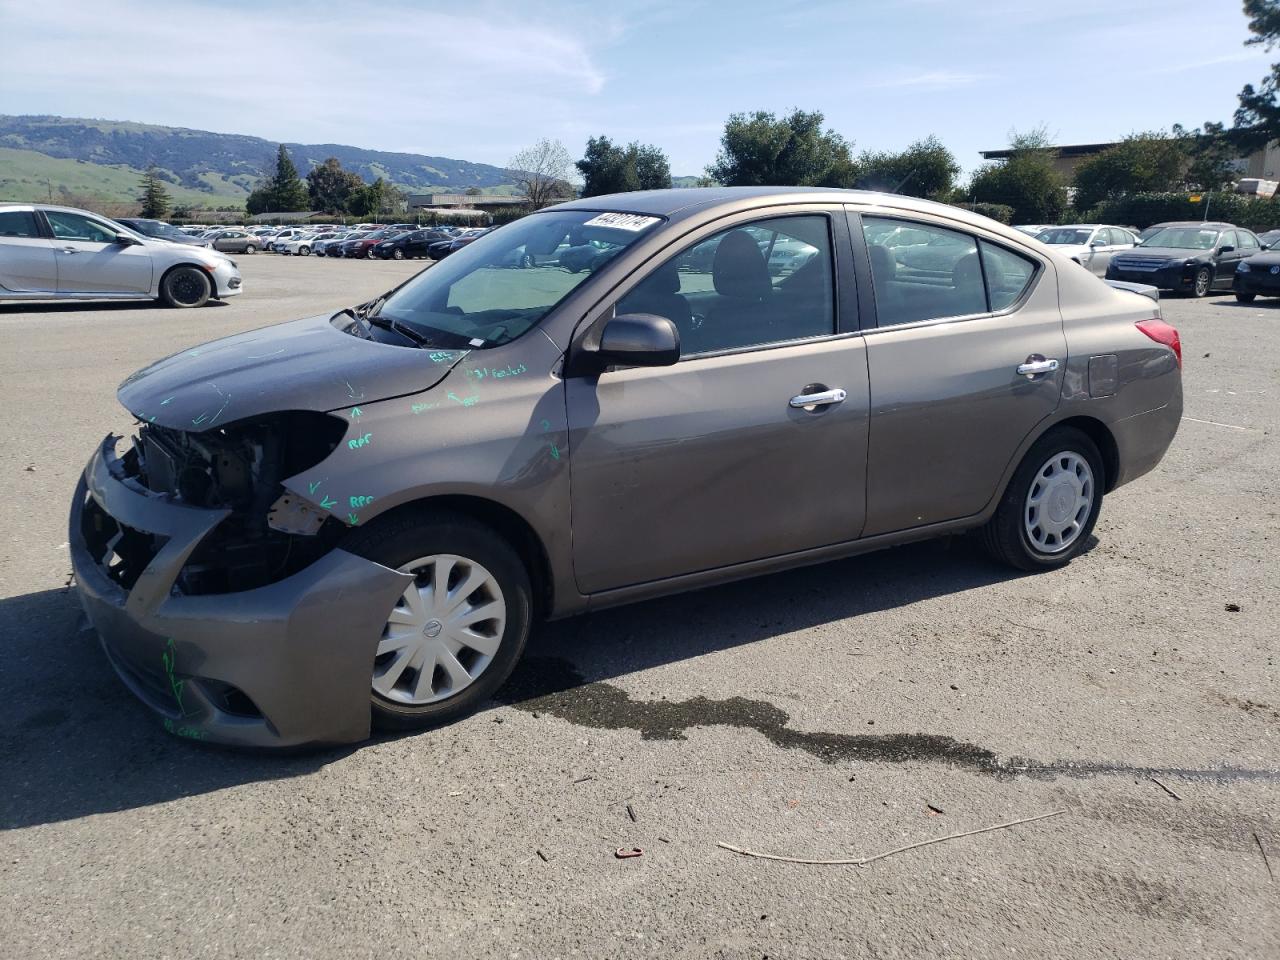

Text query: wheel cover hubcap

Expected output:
[373,554,506,705]
[1024,452,1094,554]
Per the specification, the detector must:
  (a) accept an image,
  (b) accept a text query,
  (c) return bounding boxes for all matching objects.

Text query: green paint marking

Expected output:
[347,432,373,450]
[349,495,375,509]
[160,396,175,406]
[447,392,479,408]
[308,479,323,494]
[347,512,360,525]
[148,415,156,423]
[161,638,189,717]
[162,717,208,741]
[540,419,552,431]
[319,495,337,510]
[350,406,363,419]
[550,443,560,461]
[191,414,208,425]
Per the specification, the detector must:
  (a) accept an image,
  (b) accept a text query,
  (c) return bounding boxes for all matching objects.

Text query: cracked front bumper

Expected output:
[69,435,411,748]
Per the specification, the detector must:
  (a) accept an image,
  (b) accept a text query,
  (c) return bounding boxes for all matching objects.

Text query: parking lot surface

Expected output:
[1,255,1277,959]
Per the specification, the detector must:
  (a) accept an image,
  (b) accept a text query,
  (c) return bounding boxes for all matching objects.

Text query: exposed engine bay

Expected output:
[123,412,348,594]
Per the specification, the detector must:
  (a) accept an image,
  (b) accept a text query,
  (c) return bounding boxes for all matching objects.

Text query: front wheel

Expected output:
[343,510,532,730]
[244,244,257,254]
[1191,266,1213,298]
[299,246,310,256]
[393,248,405,260]
[979,427,1103,571]
[1237,291,1257,303]
[159,266,212,308]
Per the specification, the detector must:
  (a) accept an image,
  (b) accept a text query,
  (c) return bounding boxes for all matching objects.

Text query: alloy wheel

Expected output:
[1024,452,1094,554]
[373,554,506,705]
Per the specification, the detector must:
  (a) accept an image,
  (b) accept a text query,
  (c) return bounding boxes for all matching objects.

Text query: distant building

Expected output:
[979,140,1279,183]
[407,193,530,210]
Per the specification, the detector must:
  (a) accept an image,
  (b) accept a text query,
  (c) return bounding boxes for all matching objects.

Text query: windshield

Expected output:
[1141,227,1220,249]
[376,209,662,348]
[1037,228,1093,245]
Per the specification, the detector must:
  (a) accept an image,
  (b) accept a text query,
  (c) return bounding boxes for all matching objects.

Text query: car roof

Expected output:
[1149,221,1236,229]
[546,186,1051,240]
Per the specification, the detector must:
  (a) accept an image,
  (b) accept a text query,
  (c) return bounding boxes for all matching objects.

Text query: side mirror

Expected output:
[1219,245,1235,254]
[594,313,680,368]
[114,233,140,246]
[1090,240,1105,248]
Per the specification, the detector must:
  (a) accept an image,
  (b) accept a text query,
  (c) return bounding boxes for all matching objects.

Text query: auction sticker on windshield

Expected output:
[582,212,662,231]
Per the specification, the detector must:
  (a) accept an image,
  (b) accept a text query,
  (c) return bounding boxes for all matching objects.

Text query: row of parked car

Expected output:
[115,218,491,262]
[1011,219,1280,300]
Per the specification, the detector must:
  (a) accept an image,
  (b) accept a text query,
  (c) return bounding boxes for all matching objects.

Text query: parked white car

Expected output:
[264,228,308,251]
[1034,224,1139,276]
[277,233,320,256]
[0,203,242,307]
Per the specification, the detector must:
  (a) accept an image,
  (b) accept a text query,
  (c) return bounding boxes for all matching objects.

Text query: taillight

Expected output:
[1136,318,1182,370]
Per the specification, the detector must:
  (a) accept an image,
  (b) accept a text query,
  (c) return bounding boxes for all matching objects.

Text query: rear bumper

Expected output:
[1110,383,1183,490]
[70,435,410,748]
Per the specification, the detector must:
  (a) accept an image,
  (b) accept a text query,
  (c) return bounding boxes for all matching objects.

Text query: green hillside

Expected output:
[0,146,241,207]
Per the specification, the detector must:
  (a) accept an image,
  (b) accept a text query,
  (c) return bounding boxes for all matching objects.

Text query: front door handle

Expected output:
[60,247,78,254]
[1016,357,1059,378]
[790,388,847,409]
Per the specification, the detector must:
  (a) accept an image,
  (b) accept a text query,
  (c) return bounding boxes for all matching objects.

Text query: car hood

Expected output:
[1125,246,1209,260]
[118,313,469,431]
[1243,251,1280,265]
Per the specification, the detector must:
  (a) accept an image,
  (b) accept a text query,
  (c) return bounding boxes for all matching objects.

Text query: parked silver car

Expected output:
[1035,224,1138,276]
[0,203,242,307]
[71,187,1181,747]
[204,229,261,254]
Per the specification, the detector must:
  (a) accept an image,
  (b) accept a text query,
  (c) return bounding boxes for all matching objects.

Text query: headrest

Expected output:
[712,230,772,300]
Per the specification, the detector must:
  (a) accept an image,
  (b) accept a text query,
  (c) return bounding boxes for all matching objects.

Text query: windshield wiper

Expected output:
[365,312,432,347]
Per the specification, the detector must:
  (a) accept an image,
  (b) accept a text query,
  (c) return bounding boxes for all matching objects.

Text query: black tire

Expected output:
[393,247,405,260]
[979,426,1104,572]
[244,244,257,254]
[342,509,533,731]
[299,246,310,256]
[159,266,212,308]
[1236,291,1257,303]
[1191,266,1212,298]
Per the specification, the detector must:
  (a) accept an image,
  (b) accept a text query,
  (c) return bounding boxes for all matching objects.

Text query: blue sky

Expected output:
[0,0,1269,177]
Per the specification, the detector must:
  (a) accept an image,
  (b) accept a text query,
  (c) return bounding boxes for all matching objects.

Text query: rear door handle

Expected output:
[790,388,847,408]
[1016,357,1059,377]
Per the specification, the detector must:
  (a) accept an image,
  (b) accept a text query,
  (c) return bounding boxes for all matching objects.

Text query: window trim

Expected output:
[849,209,1043,333]
[576,206,857,369]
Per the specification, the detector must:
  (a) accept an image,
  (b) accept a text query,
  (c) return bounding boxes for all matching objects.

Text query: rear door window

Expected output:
[0,210,41,238]
[979,240,1036,311]
[862,217,984,325]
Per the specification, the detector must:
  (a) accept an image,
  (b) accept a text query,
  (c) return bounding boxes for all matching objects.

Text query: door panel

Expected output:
[566,339,870,593]
[858,216,1066,536]
[45,210,154,294]
[0,236,58,292]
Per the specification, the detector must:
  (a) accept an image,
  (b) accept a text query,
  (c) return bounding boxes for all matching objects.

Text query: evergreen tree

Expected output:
[138,164,172,219]
[707,109,856,188]
[306,157,364,214]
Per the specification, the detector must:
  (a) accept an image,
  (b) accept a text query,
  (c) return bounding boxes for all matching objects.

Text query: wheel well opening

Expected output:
[1053,416,1120,492]
[379,495,554,618]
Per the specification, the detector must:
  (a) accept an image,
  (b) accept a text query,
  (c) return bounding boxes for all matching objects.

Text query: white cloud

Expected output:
[0,0,610,165]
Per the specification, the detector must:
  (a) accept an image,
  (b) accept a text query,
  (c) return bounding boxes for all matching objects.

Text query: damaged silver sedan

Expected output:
[71,188,1183,747]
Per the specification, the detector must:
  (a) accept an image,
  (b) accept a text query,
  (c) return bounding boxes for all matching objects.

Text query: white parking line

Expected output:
[1181,416,1253,431]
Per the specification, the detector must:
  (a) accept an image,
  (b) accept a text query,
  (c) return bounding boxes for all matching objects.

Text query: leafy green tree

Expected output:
[306,157,364,214]
[347,177,405,219]
[137,164,172,219]
[706,109,857,187]
[577,137,673,196]
[855,135,960,198]
[968,128,1068,224]
[1174,122,1239,191]
[1072,132,1187,209]
[1232,0,1280,151]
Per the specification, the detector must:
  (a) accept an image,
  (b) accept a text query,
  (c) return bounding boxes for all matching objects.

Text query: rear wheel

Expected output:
[343,510,532,730]
[1191,266,1212,298]
[244,244,257,254]
[980,427,1103,571]
[1237,291,1257,303]
[159,266,212,308]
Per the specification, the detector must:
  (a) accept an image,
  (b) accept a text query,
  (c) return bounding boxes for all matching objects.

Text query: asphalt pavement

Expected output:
[1,255,1276,959]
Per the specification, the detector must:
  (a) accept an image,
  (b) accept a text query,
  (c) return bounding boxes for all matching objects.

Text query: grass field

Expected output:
[0,147,242,207]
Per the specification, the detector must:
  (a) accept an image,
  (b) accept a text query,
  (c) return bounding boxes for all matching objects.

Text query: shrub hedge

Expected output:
[1082,191,1280,231]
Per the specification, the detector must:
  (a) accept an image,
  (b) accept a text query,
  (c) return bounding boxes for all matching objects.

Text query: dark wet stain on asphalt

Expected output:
[499,658,1280,785]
